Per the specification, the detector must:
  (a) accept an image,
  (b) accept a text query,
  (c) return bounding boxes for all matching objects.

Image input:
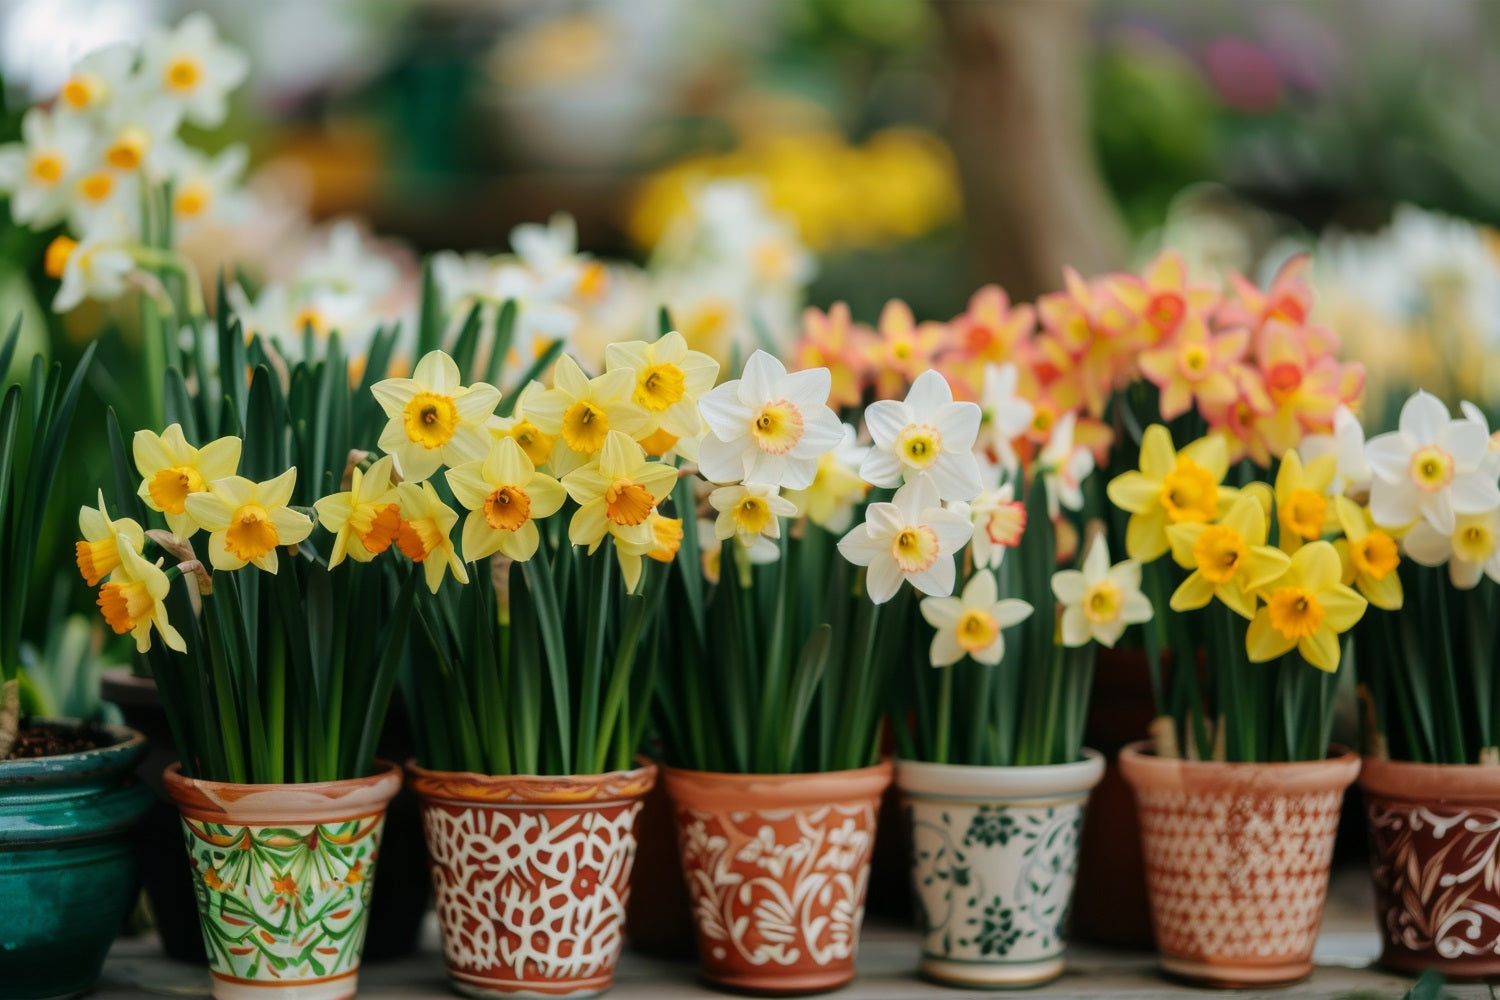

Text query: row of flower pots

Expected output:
[8,725,1500,998]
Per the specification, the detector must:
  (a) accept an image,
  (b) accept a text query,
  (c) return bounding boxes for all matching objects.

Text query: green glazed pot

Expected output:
[0,720,151,1000]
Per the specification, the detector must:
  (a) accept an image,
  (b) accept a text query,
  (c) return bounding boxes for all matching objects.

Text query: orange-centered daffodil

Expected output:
[1246,540,1367,673]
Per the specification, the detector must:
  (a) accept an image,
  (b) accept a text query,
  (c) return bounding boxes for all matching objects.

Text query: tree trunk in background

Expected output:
[938,0,1128,299]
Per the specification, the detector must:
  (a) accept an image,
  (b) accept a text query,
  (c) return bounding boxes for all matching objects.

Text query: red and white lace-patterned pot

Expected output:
[1119,743,1360,988]
[662,760,893,996]
[408,761,656,998]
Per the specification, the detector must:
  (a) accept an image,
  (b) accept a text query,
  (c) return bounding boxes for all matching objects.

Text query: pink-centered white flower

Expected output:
[1365,390,1498,535]
[697,350,842,489]
[836,476,974,605]
[968,482,1028,570]
[861,369,983,502]
[977,363,1035,473]
[372,350,502,484]
[920,569,1033,667]
[1052,536,1152,648]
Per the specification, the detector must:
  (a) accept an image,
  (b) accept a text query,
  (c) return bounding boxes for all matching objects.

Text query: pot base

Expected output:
[449,971,615,998]
[208,970,358,1000]
[1159,955,1311,989]
[920,955,1063,989]
[700,969,854,996]
[1380,950,1500,982]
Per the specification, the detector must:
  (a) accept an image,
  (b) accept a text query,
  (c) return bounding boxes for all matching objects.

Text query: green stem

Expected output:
[934,664,953,765]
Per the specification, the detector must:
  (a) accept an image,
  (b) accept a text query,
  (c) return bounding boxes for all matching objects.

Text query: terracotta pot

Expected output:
[162,761,403,1000]
[1361,756,1500,978]
[1119,742,1359,987]
[662,761,892,996]
[896,751,1104,988]
[408,761,656,998]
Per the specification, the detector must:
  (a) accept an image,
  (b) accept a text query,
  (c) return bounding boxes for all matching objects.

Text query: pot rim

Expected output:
[0,719,145,782]
[162,758,402,824]
[1359,753,1500,801]
[895,748,1105,800]
[661,758,892,808]
[1119,740,1360,794]
[406,757,658,806]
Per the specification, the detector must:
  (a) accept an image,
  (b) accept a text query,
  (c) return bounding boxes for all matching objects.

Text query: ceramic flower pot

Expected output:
[896,751,1105,988]
[1119,742,1360,987]
[162,761,403,1000]
[408,761,657,998]
[1361,755,1500,978]
[662,761,893,996]
[0,720,151,1000]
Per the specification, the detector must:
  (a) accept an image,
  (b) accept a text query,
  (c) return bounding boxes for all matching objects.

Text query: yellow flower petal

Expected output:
[1246,609,1297,662]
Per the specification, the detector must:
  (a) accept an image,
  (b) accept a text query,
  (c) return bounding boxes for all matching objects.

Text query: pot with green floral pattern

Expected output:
[162,761,402,1000]
[897,752,1105,988]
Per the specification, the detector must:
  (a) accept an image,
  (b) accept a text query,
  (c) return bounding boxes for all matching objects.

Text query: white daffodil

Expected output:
[1052,536,1152,648]
[1459,401,1500,479]
[698,350,843,490]
[861,368,983,502]
[0,107,91,228]
[605,330,720,458]
[46,233,135,313]
[1037,411,1095,519]
[978,363,1035,473]
[836,475,974,605]
[1300,405,1371,497]
[64,154,141,237]
[786,423,870,533]
[372,350,502,483]
[710,482,796,561]
[1402,508,1500,590]
[920,569,1033,667]
[1366,390,1498,535]
[140,13,250,128]
[162,143,250,233]
[56,44,134,118]
[96,91,182,180]
[510,212,589,293]
[968,482,1028,570]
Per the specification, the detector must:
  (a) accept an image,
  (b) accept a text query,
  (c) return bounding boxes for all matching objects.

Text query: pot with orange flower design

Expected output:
[409,760,657,997]
[163,761,402,1000]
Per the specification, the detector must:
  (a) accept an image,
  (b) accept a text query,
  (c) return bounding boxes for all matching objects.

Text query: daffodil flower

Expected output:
[0,107,90,228]
[395,482,470,593]
[1334,503,1403,610]
[372,350,502,484]
[605,330,720,458]
[646,513,684,564]
[45,232,135,313]
[967,482,1027,570]
[977,363,1035,474]
[861,369,983,502]
[1106,424,1238,562]
[184,469,314,574]
[1037,411,1095,519]
[1052,536,1152,648]
[697,518,723,584]
[1166,493,1290,619]
[836,476,974,605]
[140,12,249,129]
[1247,540,1367,673]
[76,490,146,587]
[1402,508,1500,590]
[710,483,797,560]
[96,545,186,653]
[561,430,678,592]
[1137,314,1246,420]
[313,455,402,568]
[445,437,566,563]
[1273,449,1339,554]
[698,350,843,490]
[785,423,869,532]
[487,381,555,468]
[920,570,1033,667]
[133,424,242,540]
[1301,405,1371,496]
[1366,390,1498,535]
[55,43,133,117]
[526,354,649,476]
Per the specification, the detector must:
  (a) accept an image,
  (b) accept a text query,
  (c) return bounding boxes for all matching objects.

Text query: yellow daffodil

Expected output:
[697,518,721,583]
[561,430,678,591]
[133,424,241,539]
[184,469,314,574]
[372,350,502,484]
[1334,503,1403,610]
[96,545,186,653]
[526,354,650,477]
[76,489,146,586]
[313,455,402,568]
[1247,540,1367,673]
[487,381,555,468]
[1273,448,1339,553]
[604,331,720,458]
[1166,493,1290,619]
[445,437,566,562]
[646,512,684,563]
[1106,425,1238,562]
[710,482,797,560]
[395,481,470,593]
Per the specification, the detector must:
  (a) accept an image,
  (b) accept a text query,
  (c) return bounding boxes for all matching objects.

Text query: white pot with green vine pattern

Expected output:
[897,751,1105,988]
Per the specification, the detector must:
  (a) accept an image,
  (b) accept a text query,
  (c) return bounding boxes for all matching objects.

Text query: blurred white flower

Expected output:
[1402,508,1500,590]
[46,232,134,312]
[978,363,1034,473]
[1052,536,1152,648]
[163,143,250,234]
[968,482,1027,570]
[1037,411,1094,519]
[140,12,249,128]
[0,107,91,227]
[786,423,869,533]
[1300,404,1370,496]
[56,43,134,118]
[1366,390,1498,535]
